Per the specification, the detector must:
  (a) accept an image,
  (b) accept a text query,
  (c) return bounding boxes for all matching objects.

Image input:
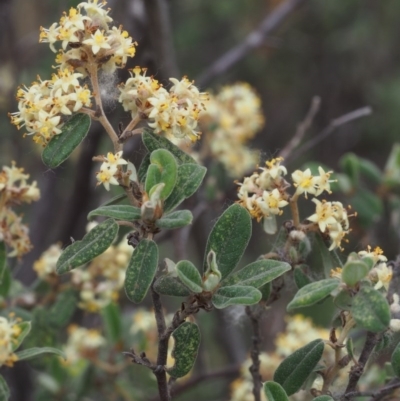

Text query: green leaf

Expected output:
[339,153,360,187]
[176,261,203,293]
[204,204,251,279]
[124,239,159,303]
[333,289,352,310]
[312,396,334,401]
[48,289,77,328]
[260,281,271,302]
[15,347,66,361]
[0,244,11,298]
[384,143,400,187]
[358,158,382,185]
[313,233,343,275]
[346,338,354,360]
[156,210,193,230]
[0,375,10,401]
[56,219,119,274]
[42,113,91,168]
[351,188,383,228]
[294,265,312,289]
[341,260,369,287]
[351,286,391,332]
[87,205,141,221]
[273,339,325,396]
[212,285,261,309]
[164,164,207,212]
[97,193,127,207]
[391,340,400,377]
[167,322,200,378]
[138,153,151,182]
[142,130,197,165]
[263,381,289,401]
[145,149,178,200]
[12,321,31,352]
[101,302,122,344]
[153,275,191,297]
[287,279,340,311]
[221,260,291,288]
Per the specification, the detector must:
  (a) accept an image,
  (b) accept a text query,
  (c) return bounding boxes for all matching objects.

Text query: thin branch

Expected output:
[289,106,372,163]
[279,96,321,160]
[245,306,263,401]
[196,0,308,87]
[343,379,400,401]
[342,331,381,400]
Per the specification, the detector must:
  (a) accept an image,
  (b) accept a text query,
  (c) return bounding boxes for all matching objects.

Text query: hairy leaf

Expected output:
[176,261,203,293]
[341,260,369,287]
[264,381,289,401]
[204,204,251,279]
[15,347,66,361]
[167,322,200,378]
[156,210,193,229]
[56,219,119,274]
[42,113,91,168]
[124,239,159,303]
[273,339,325,396]
[153,275,191,297]
[212,285,261,309]
[88,205,141,221]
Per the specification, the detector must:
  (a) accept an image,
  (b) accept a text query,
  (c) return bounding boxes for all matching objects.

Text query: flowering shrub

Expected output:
[1,1,400,401]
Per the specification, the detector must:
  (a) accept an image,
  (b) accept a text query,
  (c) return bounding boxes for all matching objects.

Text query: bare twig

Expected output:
[289,106,372,163]
[245,306,264,401]
[343,379,400,401]
[196,0,308,87]
[279,96,321,160]
[342,331,381,400]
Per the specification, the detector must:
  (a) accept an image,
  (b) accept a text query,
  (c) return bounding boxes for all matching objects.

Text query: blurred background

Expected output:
[1,0,400,399]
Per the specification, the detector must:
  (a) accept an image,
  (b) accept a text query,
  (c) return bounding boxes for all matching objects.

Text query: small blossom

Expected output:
[369,262,392,291]
[358,246,387,265]
[82,29,111,54]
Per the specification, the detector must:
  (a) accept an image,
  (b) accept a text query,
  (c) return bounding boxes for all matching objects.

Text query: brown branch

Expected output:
[342,331,381,400]
[279,96,321,160]
[245,306,264,401]
[343,379,400,401]
[289,106,372,163]
[196,0,308,87]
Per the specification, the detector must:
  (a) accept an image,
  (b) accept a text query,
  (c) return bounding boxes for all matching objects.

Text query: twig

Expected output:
[288,106,372,163]
[196,0,308,87]
[279,96,321,160]
[342,331,381,400]
[343,379,400,400]
[245,306,263,401]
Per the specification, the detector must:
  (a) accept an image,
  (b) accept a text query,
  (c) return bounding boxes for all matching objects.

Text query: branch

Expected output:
[279,96,321,160]
[196,0,308,87]
[342,331,381,399]
[245,306,263,401]
[288,106,372,163]
[343,379,400,401]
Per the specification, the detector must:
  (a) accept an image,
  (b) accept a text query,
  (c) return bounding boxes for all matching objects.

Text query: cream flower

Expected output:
[82,29,111,54]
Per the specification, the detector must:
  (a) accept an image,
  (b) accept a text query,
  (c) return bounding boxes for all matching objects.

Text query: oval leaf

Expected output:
[212,285,261,309]
[153,275,191,297]
[164,164,207,212]
[0,375,10,401]
[341,260,369,287]
[287,279,340,311]
[124,239,159,303]
[294,265,312,289]
[142,130,196,165]
[391,341,400,377]
[145,149,178,200]
[264,381,289,401]
[176,261,203,293]
[87,205,141,221]
[42,113,91,168]
[156,210,193,230]
[273,339,325,396]
[221,260,291,288]
[204,204,251,279]
[15,347,66,361]
[167,322,200,378]
[352,286,391,332]
[56,219,119,274]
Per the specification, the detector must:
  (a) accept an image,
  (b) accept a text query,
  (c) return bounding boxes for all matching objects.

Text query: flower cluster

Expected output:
[230,315,330,401]
[95,151,128,191]
[200,83,264,177]
[237,157,289,233]
[0,316,25,367]
[9,69,92,146]
[33,243,62,279]
[119,68,207,141]
[63,325,105,366]
[292,166,334,198]
[0,163,40,258]
[40,1,136,73]
[307,199,350,250]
